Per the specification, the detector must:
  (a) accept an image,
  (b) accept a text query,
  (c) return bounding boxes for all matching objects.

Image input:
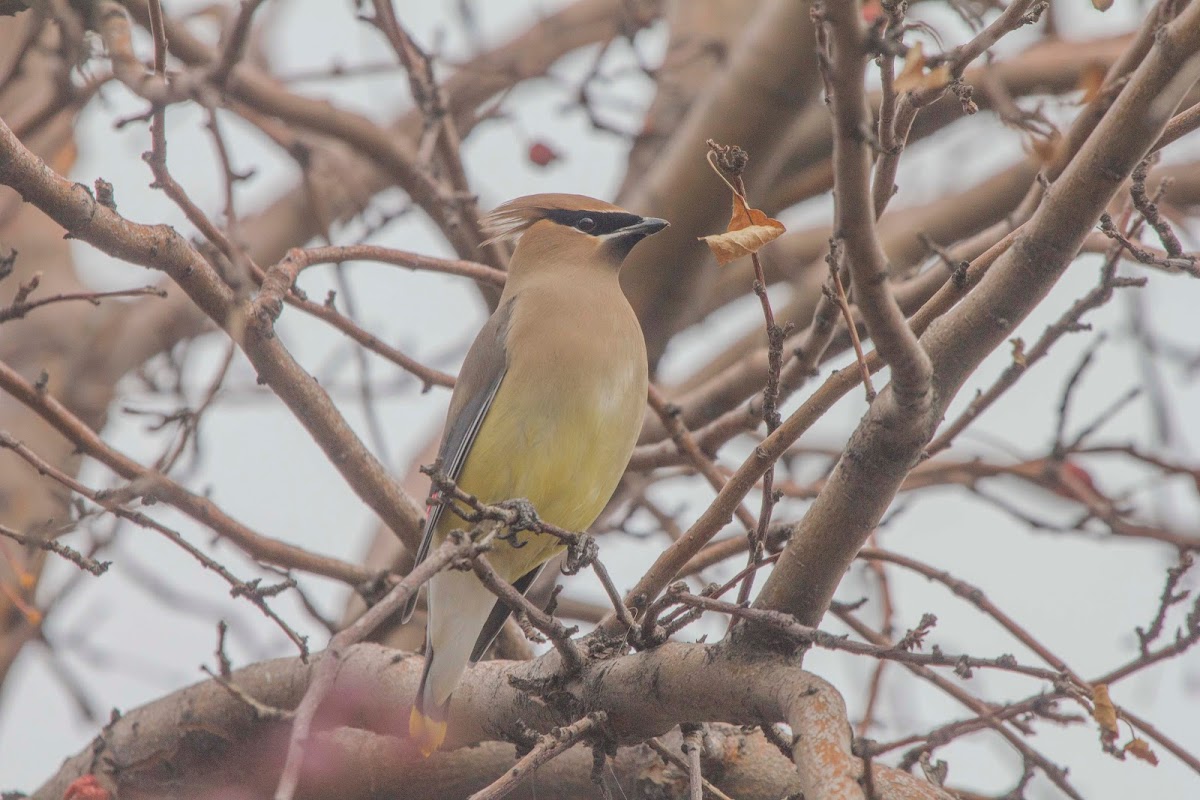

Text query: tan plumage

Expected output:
[406,194,668,756]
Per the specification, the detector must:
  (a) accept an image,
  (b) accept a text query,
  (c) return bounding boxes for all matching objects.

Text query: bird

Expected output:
[404,193,667,756]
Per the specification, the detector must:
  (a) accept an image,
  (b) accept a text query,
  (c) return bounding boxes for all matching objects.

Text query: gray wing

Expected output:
[401,298,514,623]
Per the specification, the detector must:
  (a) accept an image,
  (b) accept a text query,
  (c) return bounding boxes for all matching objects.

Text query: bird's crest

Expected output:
[481,193,627,245]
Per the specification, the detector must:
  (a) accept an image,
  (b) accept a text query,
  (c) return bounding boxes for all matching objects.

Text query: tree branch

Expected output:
[755,0,1200,626]
[34,641,946,800]
[0,115,427,553]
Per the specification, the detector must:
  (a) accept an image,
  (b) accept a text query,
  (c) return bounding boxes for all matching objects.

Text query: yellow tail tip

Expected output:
[409,706,447,757]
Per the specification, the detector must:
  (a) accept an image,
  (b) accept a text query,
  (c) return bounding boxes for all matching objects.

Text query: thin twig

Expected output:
[704,140,788,609]
[927,211,1144,457]
[0,285,166,324]
[829,257,876,400]
[646,384,757,531]
[473,554,584,674]
[670,588,1063,681]
[0,523,111,576]
[858,547,1086,687]
[468,712,609,800]
[681,724,704,800]
[834,605,1083,800]
[1135,552,1194,656]
[274,534,487,800]
[646,737,736,800]
[0,431,308,654]
[0,357,376,585]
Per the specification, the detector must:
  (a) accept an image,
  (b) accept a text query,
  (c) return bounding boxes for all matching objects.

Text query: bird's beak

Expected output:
[600,216,670,260]
[621,217,670,237]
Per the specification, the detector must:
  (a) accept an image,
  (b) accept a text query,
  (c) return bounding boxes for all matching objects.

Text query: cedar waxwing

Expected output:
[404,193,667,756]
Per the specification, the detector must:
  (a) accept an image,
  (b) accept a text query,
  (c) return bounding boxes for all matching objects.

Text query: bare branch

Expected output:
[0,116,427,552]
[0,357,374,585]
[468,712,609,800]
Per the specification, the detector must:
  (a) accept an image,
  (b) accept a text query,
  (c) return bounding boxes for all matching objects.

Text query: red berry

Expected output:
[528,141,559,167]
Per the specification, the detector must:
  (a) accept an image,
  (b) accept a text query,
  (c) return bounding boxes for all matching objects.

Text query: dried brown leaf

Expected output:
[1123,738,1159,766]
[1092,684,1119,743]
[700,193,786,265]
[896,42,927,90]
[895,42,952,93]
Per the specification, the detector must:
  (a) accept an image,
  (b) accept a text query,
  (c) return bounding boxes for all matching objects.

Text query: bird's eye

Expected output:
[575,217,596,232]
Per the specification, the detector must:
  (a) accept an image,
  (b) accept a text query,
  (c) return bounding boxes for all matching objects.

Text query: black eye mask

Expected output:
[542,209,645,236]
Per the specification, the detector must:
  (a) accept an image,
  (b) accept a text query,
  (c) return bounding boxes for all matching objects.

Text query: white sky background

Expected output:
[2,1,1199,797]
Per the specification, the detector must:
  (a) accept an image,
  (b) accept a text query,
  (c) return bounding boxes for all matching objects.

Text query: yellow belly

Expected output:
[435,363,644,581]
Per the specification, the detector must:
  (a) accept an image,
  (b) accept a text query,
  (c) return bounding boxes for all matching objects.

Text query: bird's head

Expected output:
[482,193,668,277]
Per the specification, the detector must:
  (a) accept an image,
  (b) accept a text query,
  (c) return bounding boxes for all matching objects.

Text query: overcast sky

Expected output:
[2,2,1198,798]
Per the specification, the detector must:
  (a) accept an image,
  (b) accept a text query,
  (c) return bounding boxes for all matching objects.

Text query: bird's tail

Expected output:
[410,569,495,756]
[409,647,450,757]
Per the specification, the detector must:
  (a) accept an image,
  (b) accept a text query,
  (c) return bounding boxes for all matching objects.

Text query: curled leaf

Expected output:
[1124,738,1159,766]
[699,193,785,265]
[1092,684,1119,743]
[895,42,952,93]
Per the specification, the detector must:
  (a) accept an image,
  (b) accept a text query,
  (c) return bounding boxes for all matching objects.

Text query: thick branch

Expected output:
[34,642,946,800]
[824,1,932,407]
[756,0,1200,625]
